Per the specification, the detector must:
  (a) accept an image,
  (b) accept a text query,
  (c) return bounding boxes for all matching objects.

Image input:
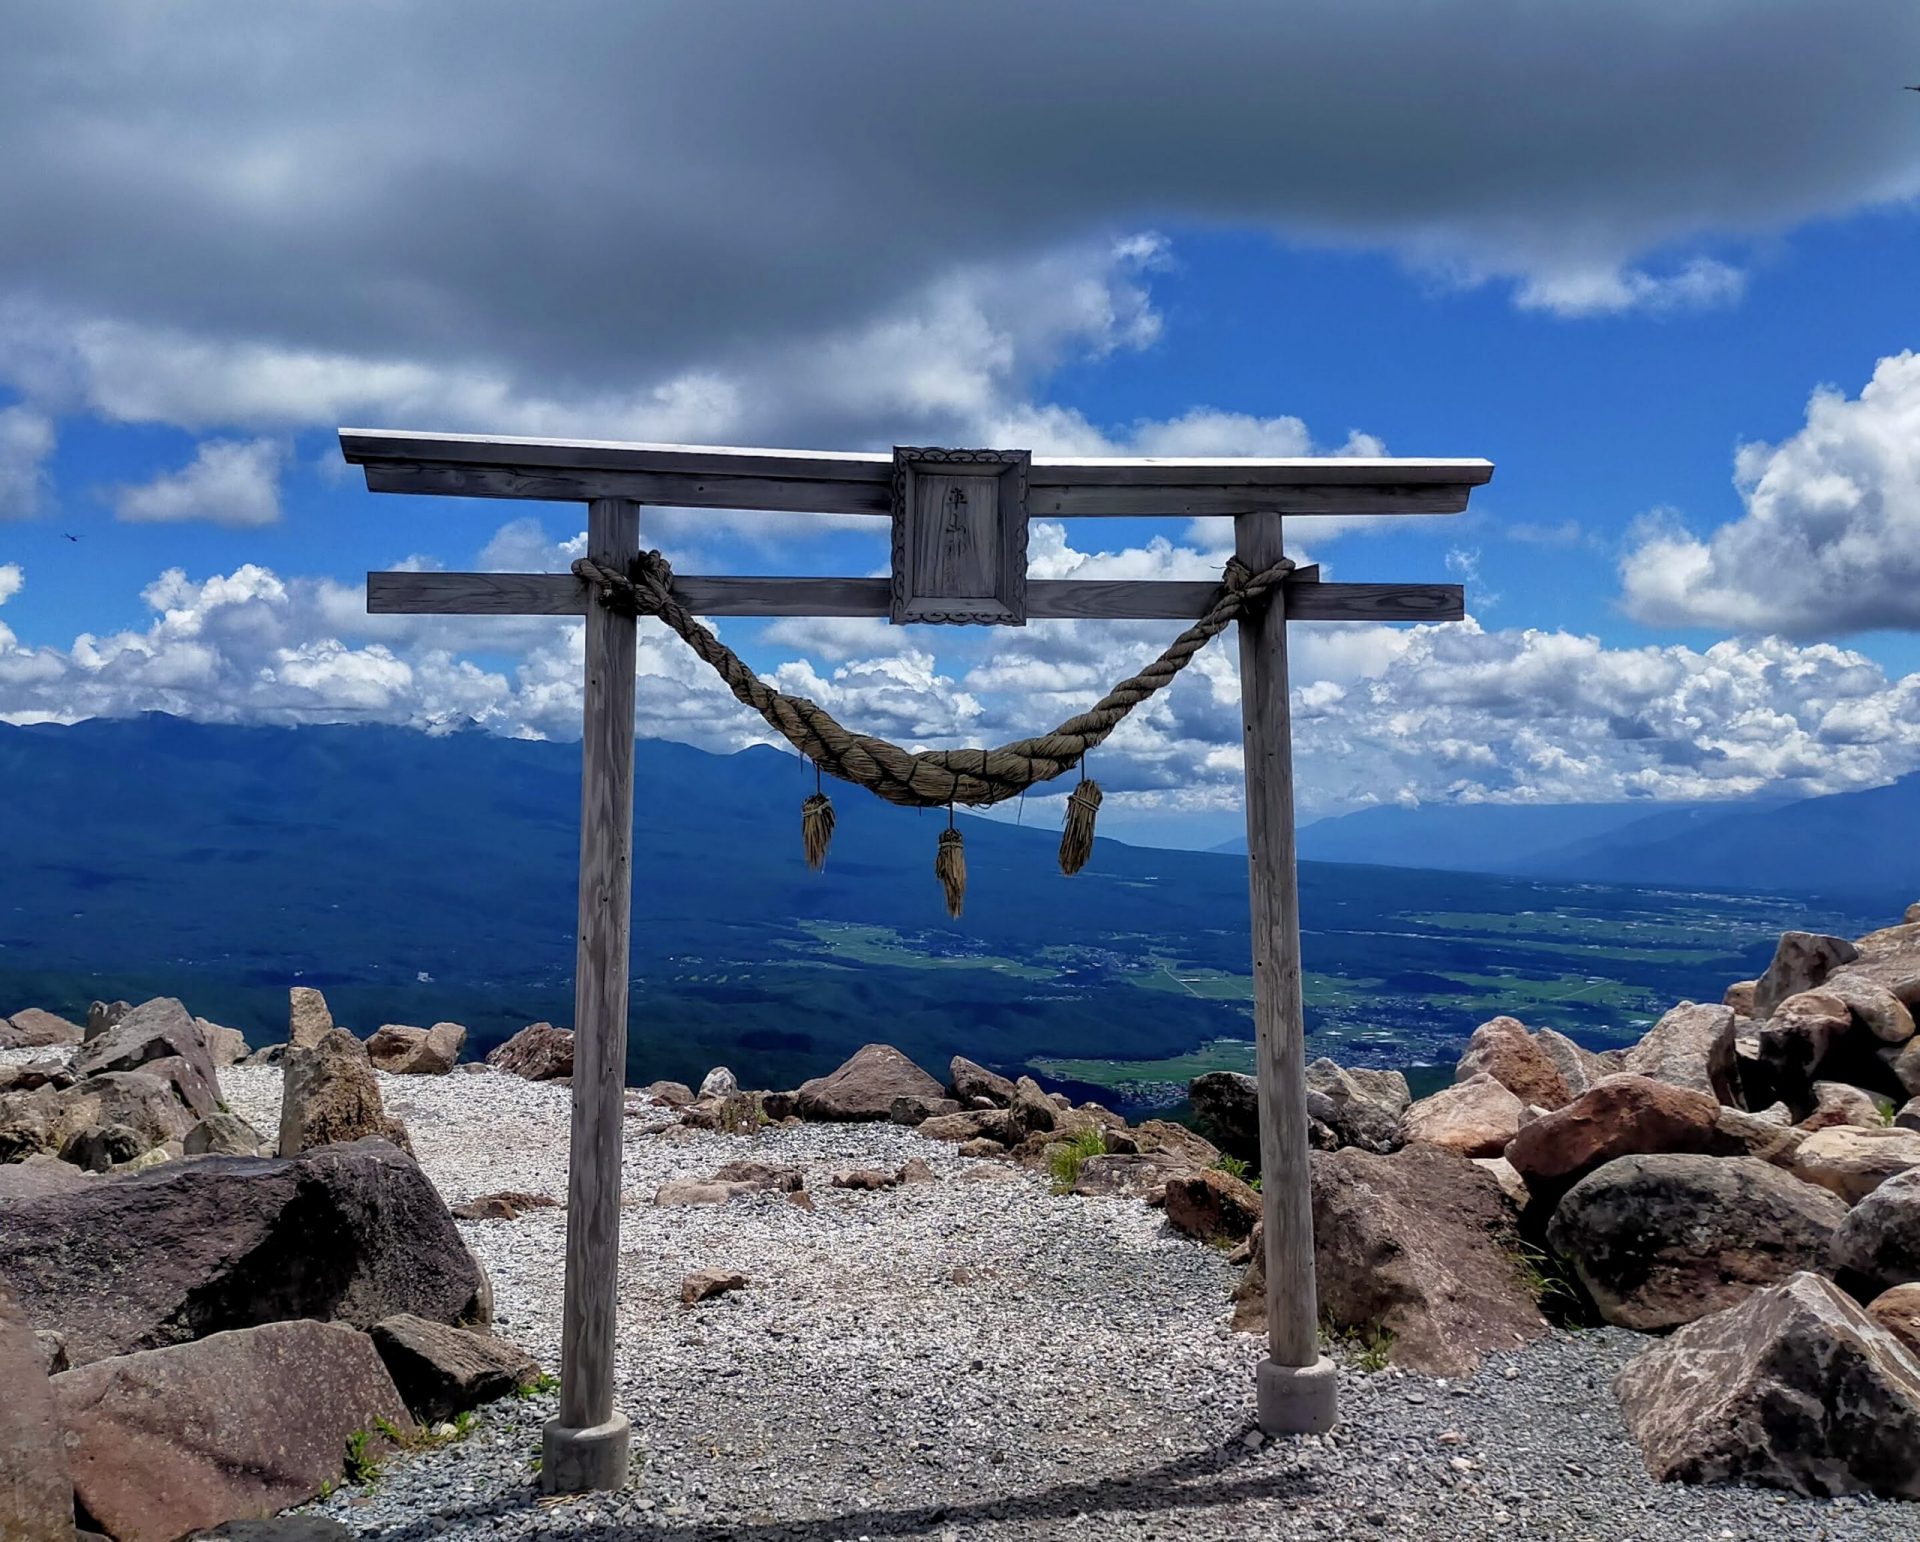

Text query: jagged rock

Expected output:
[888,1093,959,1124]
[1306,1059,1410,1153]
[0,1070,194,1165]
[1010,1075,1057,1135]
[1163,1168,1261,1243]
[680,1269,748,1306]
[653,1159,804,1207]
[759,1090,799,1122]
[280,1029,411,1156]
[1800,1080,1894,1132]
[484,1022,573,1081]
[698,1066,740,1099]
[1867,1283,1920,1359]
[288,985,336,1049]
[450,1190,559,1221]
[1472,1155,1530,1208]
[72,996,221,1115]
[1621,1001,1739,1106]
[61,1121,147,1171]
[796,1043,945,1121]
[956,1136,1007,1159]
[1843,922,1920,1009]
[0,1291,71,1542]
[53,1320,414,1541]
[1724,980,1759,1015]
[0,1138,489,1365]
[1236,1145,1546,1374]
[1754,932,1861,1020]
[1536,1028,1615,1100]
[918,1108,1020,1144]
[1399,1073,1524,1158]
[1188,1070,1259,1162]
[196,1019,252,1067]
[34,1328,67,1376]
[1793,1124,1920,1203]
[1455,1016,1572,1110]
[1614,1272,1920,1498]
[1823,973,1916,1045]
[0,1059,72,1095]
[243,1044,288,1067]
[0,1007,83,1049]
[948,1055,1017,1107]
[639,1080,694,1107]
[1757,990,1853,1103]
[1548,1154,1848,1330]
[85,999,131,1041]
[678,1091,762,1134]
[900,1156,937,1184]
[1899,1099,1920,1132]
[1832,1167,1920,1297]
[1133,1118,1221,1171]
[369,1314,541,1421]
[365,1022,466,1075]
[1505,1075,1721,1200]
[1711,1105,1807,1167]
[0,1153,91,1199]
[184,1111,266,1156]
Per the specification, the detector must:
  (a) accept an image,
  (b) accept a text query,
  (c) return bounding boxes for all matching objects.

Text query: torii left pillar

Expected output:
[542,495,639,1491]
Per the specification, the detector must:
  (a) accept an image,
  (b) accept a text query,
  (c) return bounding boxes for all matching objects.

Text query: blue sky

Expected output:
[1,2,1917,847]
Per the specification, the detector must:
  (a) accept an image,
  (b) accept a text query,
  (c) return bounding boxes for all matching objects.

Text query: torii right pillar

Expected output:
[1234,511,1338,1434]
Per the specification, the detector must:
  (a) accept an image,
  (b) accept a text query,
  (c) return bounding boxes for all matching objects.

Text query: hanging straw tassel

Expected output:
[935,825,967,918]
[1059,779,1103,876]
[801,791,836,871]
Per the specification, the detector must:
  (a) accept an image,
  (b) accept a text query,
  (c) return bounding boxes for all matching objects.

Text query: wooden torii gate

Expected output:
[341,427,1491,1492]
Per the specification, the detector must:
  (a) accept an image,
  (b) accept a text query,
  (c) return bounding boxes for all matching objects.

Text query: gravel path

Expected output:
[219,1065,1920,1542]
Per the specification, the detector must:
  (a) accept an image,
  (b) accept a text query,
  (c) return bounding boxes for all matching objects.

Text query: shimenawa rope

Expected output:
[573,548,1290,908]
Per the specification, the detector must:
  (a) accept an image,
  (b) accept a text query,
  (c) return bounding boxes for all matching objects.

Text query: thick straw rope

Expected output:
[572,549,1292,809]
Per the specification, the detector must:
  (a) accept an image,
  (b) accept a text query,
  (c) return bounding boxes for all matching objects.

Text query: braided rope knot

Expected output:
[571,547,1293,808]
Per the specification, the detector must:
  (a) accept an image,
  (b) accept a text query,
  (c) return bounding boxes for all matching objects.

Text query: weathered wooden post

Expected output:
[542,495,639,1491]
[1235,510,1336,1434]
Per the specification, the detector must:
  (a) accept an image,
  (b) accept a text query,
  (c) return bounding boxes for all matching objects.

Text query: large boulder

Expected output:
[1621,1001,1739,1106]
[53,1320,414,1542]
[1840,922,1920,1009]
[369,1315,542,1422]
[1711,1105,1808,1167]
[279,1029,411,1156]
[197,1019,252,1067]
[1547,1154,1847,1330]
[1306,1059,1409,1153]
[1162,1168,1261,1244]
[0,1070,195,1165]
[0,1138,489,1365]
[0,1007,83,1049]
[484,1021,573,1081]
[949,1055,1017,1107]
[1799,1080,1894,1132]
[1615,1271,1920,1498]
[1823,973,1916,1045]
[1792,1124,1920,1204]
[1237,1144,1546,1375]
[1756,991,1853,1103]
[288,985,336,1050]
[1504,1074,1721,1201]
[1832,1167,1920,1298]
[0,1292,72,1542]
[72,996,221,1115]
[184,1111,266,1156]
[1188,1070,1258,1162]
[1454,1016,1571,1110]
[365,1022,466,1075]
[1398,1073,1523,1158]
[1754,931,1861,1020]
[795,1043,945,1122]
[1535,1028,1616,1100]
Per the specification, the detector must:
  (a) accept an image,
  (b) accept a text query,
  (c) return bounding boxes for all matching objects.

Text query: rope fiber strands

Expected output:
[573,548,1293,911]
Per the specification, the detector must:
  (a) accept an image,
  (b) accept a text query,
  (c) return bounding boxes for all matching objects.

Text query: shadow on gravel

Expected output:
[355,1439,1324,1539]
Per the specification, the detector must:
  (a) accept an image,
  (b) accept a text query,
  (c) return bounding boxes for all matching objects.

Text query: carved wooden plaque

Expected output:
[890,447,1030,625]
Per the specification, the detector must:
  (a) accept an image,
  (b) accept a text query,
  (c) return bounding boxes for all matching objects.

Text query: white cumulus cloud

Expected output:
[112,437,283,527]
[0,404,54,519]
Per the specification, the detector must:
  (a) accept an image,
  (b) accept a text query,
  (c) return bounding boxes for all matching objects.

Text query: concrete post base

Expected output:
[1256,1354,1337,1436]
[540,1413,632,1493]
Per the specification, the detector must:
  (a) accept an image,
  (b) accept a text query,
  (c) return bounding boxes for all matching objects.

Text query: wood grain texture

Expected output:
[557,497,638,1439]
[1234,511,1322,1372]
[367,570,1459,623]
[342,429,1490,518]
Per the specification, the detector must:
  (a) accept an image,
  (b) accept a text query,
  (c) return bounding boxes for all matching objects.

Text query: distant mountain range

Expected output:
[1212,779,1916,899]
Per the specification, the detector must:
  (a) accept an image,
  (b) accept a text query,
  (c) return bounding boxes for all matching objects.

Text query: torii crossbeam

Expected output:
[342,427,1492,1492]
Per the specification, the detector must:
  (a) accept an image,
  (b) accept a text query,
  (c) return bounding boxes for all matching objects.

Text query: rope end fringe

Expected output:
[801,792,836,872]
[935,826,967,918]
[1058,780,1102,876]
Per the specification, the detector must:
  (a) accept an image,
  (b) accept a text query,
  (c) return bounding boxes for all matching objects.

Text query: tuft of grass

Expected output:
[1511,1240,1590,1326]
[373,1415,408,1446]
[516,1371,560,1400]
[343,1429,379,1485]
[1049,1126,1109,1192]
[1213,1154,1261,1192]
[1321,1317,1395,1372]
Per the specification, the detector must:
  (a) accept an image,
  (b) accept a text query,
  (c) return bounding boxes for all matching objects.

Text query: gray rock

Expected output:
[1010,1075,1057,1135]
[0,1007,83,1050]
[698,1065,740,1099]
[184,1110,266,1156]
[484,1021,573,1081]
[948,1055,1016,1107]
[196,1019,252,1067]
[59,1121,146,1171]
[369,1314,541,1422]
[365,1022,466,1075]
[1753,931,1860,1020]
[71,996,221,1115]
[84,999,131,1041]
[0,1069,194,1165]
[0,1291,72,1542]
[288,985,336,1049]
[1187,1069,1258,1163]
[1615,1271,1920,1497]
[1548,1153,1848,1330]
[0,1137,490,1365]
[280,1028,411,1156]
[53,1320,413,1541]
[1833,1167,1920,1297]
[1621,1001,1739,1106]
[1305,1058,1409,1153]
[795,1043,944,1122]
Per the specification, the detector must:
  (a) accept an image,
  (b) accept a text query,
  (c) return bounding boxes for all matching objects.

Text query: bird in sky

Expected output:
[62,532,80,542]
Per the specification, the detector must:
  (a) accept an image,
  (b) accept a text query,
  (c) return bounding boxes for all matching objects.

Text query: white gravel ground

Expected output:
[215,1063,1920,1542]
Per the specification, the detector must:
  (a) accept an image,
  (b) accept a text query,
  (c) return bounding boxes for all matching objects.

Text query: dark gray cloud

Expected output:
[2,0,1915,420]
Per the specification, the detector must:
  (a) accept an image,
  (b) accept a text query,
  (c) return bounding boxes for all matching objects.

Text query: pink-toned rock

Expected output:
[1621,1001,1739,1105]
[1454,1016,1572,1110]
[0,1007,83,1049]
[1824,972,1917,1045]
[279,1028,412,1156]
[1400,1073,1524,1158]
[485,1021,573,1081]
[288,984,336,1049]
[1162,1167,1261,1243]
[796,1043,945,1122]
[1504,1074,1721,1196]
[1799,1080,1894,1133]
[1723,980,1759,1015]
[1758,990,1853,1093]
[1754,931,1861,1020]
[1793,1125,1920,1204]
[681,1269,748,1305]
[1867,1283,1920,1360]
[0,1292,71,1542]
[366,1021,467,1074]
[52,1321,413,1542]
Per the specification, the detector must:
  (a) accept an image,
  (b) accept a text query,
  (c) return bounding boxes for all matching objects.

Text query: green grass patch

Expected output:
[1049,1126,1109,1192]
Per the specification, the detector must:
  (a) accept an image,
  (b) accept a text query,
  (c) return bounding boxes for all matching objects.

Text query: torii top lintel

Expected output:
[342,428,1491,625]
